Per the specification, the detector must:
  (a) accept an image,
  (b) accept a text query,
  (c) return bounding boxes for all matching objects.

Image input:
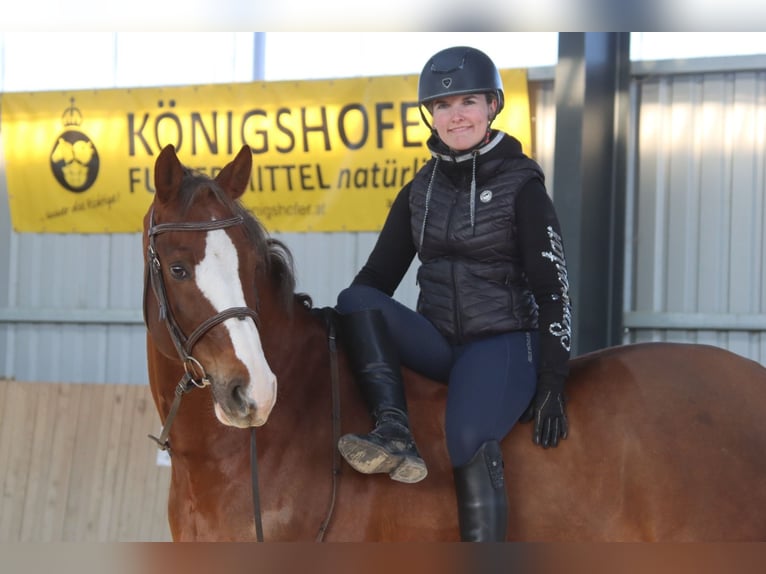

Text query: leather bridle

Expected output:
[144,206,260,383]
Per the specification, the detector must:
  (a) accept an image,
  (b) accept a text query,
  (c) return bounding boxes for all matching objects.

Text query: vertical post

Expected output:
[252,32,266,81]
[552,33,631,356]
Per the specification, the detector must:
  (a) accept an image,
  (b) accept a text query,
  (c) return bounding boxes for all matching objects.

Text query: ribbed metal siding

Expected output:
[0,217,146,384]
[624,66,766,364]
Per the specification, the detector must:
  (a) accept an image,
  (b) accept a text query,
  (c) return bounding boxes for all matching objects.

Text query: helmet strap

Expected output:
[483,95,499,144]
[483,115,494,144]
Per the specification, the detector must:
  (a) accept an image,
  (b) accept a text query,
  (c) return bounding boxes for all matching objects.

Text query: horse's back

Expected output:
[342,341,766,540]
[504,342,766,540]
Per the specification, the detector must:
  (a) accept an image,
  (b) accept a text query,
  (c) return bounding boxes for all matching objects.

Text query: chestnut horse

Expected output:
[144,145,766,541]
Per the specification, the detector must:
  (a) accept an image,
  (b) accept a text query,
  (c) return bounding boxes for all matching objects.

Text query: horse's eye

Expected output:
[169,264,190,280]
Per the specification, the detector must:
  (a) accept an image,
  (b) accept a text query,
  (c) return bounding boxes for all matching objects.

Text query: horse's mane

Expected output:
[178,168,313,313]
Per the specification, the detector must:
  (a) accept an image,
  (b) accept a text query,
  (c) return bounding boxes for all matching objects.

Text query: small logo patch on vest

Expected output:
[479,189,493,203]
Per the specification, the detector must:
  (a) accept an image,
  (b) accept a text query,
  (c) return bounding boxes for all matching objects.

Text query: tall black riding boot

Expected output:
[453,440,508,541]
[336,309,428,484]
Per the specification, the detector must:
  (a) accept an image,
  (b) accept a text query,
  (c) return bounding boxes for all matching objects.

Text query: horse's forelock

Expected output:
[177,169,228,215]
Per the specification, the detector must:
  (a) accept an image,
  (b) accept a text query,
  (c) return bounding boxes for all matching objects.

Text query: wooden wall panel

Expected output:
[0,380,172,542]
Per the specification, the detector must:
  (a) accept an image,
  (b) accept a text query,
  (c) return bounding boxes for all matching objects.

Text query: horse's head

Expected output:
[143,144,277,428]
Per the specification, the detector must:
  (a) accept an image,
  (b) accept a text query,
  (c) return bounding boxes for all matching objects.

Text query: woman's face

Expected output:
[430,93,497,151]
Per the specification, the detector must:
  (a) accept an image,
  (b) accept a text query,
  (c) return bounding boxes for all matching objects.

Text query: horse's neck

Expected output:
[259,296,350,427]
[261,298,328,373]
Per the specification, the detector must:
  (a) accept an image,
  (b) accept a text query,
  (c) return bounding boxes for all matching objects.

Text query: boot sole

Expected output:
[337,435,428,484]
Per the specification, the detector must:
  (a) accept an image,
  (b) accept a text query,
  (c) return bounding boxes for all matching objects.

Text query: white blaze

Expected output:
[195,228,276,424]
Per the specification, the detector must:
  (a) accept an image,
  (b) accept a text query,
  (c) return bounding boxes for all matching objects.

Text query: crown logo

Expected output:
[61,97,82,127]
[51,96,99,193]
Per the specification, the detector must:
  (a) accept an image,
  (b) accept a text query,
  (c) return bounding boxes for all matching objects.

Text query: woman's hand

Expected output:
[519,374,568,448]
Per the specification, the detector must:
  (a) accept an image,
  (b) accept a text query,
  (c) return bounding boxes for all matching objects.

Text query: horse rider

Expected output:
[335,45,572,541]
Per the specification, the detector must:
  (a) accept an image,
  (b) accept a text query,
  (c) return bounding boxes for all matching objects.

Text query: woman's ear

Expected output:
[488,96,499,121]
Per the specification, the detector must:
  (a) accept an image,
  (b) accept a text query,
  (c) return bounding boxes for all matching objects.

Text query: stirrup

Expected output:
[337,432,428,484]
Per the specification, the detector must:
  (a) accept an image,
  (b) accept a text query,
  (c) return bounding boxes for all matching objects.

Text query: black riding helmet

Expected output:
[418,46,505,116]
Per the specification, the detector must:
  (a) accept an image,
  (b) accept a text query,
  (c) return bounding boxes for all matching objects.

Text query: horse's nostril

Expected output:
[232,383,248,405]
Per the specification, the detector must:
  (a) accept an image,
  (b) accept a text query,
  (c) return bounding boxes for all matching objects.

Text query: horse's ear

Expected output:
[215,145,252,200]
[154,144,185,204]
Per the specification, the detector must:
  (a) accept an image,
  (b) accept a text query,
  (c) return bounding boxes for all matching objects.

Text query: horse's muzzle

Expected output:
[212,375,276,428]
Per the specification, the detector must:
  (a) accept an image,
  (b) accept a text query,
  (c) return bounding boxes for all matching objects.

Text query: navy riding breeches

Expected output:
[336,284,538,467]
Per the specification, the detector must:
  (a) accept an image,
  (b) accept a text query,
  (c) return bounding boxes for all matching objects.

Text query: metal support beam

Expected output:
[553,33,631,356]
[252,32,266,81]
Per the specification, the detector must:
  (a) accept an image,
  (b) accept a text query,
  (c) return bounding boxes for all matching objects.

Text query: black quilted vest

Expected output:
[409,133,545,344]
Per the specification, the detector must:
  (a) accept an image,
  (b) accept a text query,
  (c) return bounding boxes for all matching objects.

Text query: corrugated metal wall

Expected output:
[624,57,766,364]
[0,57,764,385]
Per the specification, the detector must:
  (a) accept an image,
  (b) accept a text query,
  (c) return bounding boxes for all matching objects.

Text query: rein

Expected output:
[313,307,343,542]
[145,207,343,542]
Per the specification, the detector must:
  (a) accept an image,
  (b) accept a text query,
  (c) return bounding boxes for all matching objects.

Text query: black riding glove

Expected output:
[519,373,568,448]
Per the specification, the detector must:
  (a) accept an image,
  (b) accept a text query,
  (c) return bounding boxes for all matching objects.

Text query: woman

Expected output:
[335,46,572,541]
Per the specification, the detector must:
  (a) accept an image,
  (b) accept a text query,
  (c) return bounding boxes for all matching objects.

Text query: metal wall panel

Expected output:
[625,66,766,363]
[0,226,146,384]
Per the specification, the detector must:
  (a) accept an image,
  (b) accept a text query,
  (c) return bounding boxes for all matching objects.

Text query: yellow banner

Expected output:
[1,70,531,234]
